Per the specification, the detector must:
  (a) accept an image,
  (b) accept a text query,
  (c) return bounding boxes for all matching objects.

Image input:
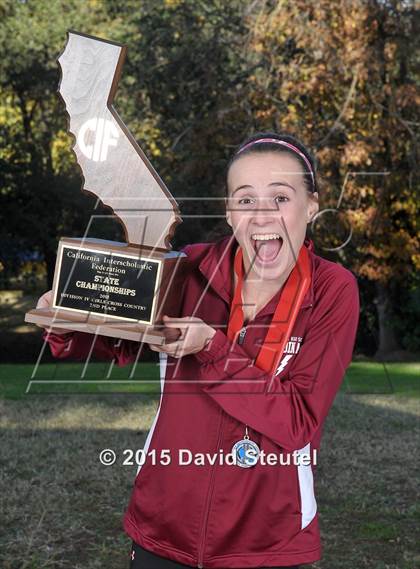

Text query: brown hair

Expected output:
[225,131,318,195]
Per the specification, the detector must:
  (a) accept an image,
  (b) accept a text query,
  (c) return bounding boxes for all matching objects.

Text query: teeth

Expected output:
[251,233,282,241]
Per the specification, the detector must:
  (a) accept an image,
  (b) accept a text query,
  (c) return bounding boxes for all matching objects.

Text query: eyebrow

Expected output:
[232,181,296,195]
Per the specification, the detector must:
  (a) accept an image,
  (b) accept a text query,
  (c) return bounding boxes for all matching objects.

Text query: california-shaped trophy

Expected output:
[25,31,186,344]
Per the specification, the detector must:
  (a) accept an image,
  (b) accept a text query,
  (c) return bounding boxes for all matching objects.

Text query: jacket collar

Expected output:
[198,234,315,315]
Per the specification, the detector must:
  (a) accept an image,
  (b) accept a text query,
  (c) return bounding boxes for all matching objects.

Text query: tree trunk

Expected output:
[45,248,56,290]
[374,280,400,358]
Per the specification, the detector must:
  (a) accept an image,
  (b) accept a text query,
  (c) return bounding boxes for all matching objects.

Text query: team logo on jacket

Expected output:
[275,336,303,376]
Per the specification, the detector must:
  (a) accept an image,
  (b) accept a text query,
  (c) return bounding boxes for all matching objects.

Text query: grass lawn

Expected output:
[0,361,162,399]
[0,360,419,399]
[1,361,419,568]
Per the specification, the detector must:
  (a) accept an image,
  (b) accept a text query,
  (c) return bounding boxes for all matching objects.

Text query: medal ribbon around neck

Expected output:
[227,242,311,388]
[227,242,311,467]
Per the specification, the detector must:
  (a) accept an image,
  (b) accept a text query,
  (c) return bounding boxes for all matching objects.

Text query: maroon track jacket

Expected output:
[43,235,360,568]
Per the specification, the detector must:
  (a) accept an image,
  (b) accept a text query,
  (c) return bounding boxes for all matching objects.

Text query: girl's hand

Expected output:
[149,315,217,359]
[35,290,73,335]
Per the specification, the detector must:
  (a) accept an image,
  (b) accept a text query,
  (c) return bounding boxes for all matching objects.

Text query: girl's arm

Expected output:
[194,274,360,452]
[42,329,145,366]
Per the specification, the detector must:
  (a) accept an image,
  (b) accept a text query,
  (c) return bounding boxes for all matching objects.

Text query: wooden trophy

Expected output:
[25,31,186,344]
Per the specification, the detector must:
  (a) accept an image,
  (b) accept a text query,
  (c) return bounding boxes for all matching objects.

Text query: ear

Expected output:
[306,192,319,224]
[225,196,233,228]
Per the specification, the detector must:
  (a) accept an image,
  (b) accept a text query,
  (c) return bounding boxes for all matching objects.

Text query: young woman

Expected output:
[39,132,360,568]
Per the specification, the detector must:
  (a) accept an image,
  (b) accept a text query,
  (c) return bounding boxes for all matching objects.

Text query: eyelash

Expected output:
[238,195,289,204]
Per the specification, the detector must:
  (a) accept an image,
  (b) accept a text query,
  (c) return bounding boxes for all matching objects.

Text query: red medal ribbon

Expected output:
[227,243,311,385]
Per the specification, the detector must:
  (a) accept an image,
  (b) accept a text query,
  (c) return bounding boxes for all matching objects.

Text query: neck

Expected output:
[241,257,295,296]
[233,262,295,325]
[242,274,283,296]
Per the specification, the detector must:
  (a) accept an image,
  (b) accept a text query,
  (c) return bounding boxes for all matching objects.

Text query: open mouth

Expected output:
[251,233,284,264]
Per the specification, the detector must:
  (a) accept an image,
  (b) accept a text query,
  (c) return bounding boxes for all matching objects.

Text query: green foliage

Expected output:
[245,0,419,281]
[101,0,250,243]
[0,0,124,285]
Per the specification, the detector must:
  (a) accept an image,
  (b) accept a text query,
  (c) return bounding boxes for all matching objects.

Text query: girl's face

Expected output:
[226,151,319,282]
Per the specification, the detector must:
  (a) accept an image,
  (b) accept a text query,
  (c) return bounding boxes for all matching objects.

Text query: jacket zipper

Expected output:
[196,309,310,566]
[197,410,225,568]
[238,326,247,345]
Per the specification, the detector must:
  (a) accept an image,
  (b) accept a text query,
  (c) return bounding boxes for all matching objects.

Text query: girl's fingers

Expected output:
[162,341,183,353]
[36,290,53,309]
[162,320,189,329]
[149,344,170,352]
[178,327,187,341]
[163,328,182,342]
[149,341,184,357]
[161,343,185,358]
[162,316,201,328]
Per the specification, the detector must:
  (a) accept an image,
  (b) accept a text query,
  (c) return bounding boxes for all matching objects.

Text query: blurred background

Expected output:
[0,1,419,568]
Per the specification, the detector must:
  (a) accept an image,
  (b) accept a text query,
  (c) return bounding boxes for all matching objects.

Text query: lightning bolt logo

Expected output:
[275,354,293,376]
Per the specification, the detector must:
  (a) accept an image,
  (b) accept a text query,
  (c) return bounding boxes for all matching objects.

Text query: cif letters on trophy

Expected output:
[25,31,186,344]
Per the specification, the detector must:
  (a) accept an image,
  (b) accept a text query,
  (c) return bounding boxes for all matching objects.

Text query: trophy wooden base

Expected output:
[25,237,189,345]
[24,307,173,344]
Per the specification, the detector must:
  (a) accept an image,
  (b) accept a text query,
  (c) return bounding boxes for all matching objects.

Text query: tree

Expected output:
[0,0,250,285]
[243,0,419,357]
[0,0,123,286]
[101,0,251,244]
